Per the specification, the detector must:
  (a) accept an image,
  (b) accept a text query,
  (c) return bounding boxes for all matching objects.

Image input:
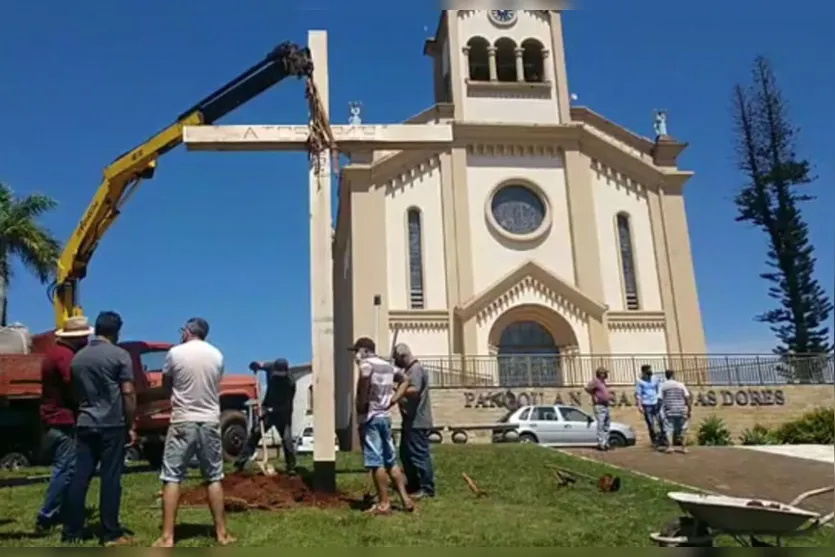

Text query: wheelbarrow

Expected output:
[650,486,835,546]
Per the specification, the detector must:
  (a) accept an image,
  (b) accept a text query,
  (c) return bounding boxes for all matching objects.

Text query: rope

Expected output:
[304,77,339,180]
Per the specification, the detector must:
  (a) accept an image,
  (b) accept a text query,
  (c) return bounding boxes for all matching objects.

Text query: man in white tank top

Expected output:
[154,318,234,547]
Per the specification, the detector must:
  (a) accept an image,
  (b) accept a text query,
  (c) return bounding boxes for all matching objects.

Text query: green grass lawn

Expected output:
[0,445,832,547]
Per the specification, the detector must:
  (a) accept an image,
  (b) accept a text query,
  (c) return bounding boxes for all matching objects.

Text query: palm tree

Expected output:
[0,183,62,326]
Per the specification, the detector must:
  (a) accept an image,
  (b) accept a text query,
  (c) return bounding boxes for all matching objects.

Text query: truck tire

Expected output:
[220,410,248,462]
[0,451,31,470]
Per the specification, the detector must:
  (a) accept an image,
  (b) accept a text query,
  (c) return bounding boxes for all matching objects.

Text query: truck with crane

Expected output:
[0,40,322,469]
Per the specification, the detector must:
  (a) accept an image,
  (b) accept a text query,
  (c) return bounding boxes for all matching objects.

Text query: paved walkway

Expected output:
[737,444,834,464]
[568,446,834,514]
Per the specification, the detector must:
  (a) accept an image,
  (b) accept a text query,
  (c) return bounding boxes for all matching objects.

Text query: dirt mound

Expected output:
[181,472,353,512]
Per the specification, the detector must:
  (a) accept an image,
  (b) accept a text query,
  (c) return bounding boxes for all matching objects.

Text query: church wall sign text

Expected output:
[460,388,786,410]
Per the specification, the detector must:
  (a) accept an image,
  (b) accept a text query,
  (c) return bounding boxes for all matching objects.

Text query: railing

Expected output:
[420,353,835,388]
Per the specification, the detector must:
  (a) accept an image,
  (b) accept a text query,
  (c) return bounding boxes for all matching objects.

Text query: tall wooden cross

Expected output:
[183,30,452,491]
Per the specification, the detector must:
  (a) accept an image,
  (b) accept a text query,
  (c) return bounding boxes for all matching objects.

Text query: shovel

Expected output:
[254,380,276,477]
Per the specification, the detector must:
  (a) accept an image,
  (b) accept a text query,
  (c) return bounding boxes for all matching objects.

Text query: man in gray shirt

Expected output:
[390,343,436,499]
[62,311,136,546]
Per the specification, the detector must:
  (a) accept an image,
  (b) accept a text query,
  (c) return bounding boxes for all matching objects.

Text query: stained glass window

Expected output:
[617,213,640,310]
[491,185,546,235]
[407,208,425,309]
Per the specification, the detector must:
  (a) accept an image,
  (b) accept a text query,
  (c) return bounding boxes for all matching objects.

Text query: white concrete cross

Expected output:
[182,30,452,489]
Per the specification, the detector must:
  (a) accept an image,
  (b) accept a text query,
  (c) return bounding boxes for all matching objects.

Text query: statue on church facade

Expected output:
[653,109,668,138]
[348,101,362,126]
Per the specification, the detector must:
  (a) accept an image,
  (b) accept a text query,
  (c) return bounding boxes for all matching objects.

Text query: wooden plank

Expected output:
[183,124,453,152]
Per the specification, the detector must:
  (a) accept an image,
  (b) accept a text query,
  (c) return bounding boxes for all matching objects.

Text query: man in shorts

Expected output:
[351,337,414,514]
[153,318,234,547]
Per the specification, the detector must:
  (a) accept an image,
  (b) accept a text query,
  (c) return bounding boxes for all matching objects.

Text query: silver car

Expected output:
[493,404,637,448]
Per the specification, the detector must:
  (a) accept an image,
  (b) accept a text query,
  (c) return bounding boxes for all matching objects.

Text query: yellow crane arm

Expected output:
[53,42,314,327]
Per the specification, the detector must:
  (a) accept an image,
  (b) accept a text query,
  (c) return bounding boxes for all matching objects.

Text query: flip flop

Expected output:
[364,503,392,515]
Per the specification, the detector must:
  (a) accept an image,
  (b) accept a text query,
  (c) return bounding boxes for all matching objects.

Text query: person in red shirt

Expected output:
[36,316,93,533]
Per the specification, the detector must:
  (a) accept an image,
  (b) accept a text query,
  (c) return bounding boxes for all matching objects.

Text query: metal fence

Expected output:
[420,353,835,388]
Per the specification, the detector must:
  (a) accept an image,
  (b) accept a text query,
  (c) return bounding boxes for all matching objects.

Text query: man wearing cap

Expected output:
[351,337,414,514]
[390,343,436,499]
[63,311,136,546]
[35,316,92,534]
[585,367,614,451]
[234,358,297,475]
[154,317,234,547]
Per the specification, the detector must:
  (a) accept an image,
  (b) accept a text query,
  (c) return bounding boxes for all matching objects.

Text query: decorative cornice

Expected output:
[389,310,449,330]
[404,103,454,124]
[456,259,608,322]
[465,80,552,94]
[338,104,694,196]
[606,310,666,331]
[467,143,561,157]
[570,106,656,154]
[453,122,693,192]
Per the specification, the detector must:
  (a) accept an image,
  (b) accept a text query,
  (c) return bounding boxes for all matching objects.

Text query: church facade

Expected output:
[332,9,706,412]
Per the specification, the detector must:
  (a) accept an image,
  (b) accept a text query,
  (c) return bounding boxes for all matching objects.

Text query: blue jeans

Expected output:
[361,416,396,469]
[399,428,435,496]
[641,403,665,445]
[62,427,127,543]
[664,415,690,447]
[37,426,76,527]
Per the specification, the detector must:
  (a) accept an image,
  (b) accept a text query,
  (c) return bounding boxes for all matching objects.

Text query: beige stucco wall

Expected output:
[423,385,834,444]
[385,156,448,311]
[389,324,450,358]
[593,160,663,312]
[466,151,575,295]
[608,325,668,355]
[456,10,561,124]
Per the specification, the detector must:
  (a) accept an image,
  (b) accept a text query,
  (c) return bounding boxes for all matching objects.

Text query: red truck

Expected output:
[0,331,257,469]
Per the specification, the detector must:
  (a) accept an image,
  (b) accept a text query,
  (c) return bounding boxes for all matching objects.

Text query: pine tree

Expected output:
[731,56,833,379]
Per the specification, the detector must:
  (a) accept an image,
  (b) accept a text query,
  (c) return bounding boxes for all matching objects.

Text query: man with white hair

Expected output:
[390,342,436,499]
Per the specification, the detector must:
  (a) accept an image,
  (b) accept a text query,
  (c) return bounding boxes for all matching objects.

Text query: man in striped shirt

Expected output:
[351,337,414,514]
[659,369,692,454]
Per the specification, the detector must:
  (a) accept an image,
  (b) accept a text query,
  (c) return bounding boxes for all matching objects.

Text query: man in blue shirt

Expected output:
[634,365,664,447]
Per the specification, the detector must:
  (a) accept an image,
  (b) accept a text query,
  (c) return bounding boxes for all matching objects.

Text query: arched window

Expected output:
[495,38,517,82]
[616,212,640,310]
[467,37,490,81]
[521,39,545,83]
[497,321,561,387]
[407,208,425,309]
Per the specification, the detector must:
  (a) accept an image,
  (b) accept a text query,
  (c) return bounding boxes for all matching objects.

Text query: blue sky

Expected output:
[1,1,832,372]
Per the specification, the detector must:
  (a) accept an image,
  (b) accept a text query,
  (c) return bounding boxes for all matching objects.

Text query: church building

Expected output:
[332,9,706,420]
